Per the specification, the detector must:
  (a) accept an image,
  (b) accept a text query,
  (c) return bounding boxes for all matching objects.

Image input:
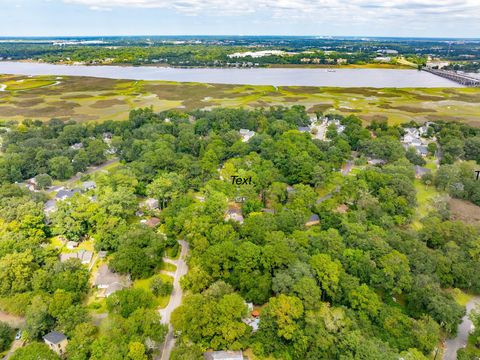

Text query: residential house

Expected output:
[141,198,159,211]
[225,209,244,224]
[70,142,83,150]
[81,181,96,191]
[402,127,432,157]
[305,214,320,227]
[44,199,57,218]
[143,217,160,228]
[43,331,68,356]
[102,132,113,144]
[66,241,79,250]
[297,126,311,133]
[94,264,131,298]
[368,158,386,166]
[239,129,255,142]
[56,188,81,201]
[60,250,93,265]
[415,166,431,179]
[204,351,246,360]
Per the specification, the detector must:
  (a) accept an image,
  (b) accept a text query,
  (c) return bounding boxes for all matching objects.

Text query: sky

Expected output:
[1,0,479,38]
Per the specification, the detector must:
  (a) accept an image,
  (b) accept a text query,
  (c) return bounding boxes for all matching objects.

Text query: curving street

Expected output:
[158,240,189,360]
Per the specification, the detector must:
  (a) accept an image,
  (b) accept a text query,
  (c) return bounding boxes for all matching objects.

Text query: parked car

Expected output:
[15,330,22,340]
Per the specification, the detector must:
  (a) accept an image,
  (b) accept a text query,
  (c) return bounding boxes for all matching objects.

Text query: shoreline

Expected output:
[3,59,414,70]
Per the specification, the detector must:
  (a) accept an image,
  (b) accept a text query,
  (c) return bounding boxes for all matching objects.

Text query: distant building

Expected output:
[94,264,131,298]
[43,331,68,356]
[239,129,255,142]
[204,351,245,360]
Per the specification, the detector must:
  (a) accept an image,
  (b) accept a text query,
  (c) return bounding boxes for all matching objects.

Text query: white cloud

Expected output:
[63,0,480,20]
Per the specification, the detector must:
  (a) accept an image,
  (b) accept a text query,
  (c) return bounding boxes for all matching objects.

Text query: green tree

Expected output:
[10,342,59,360]
[310,253,342,299]
[106,288,156,318]
[146,172,185,209]
[48,156,74,180]
[0,321,13,352]
[35,174,53,189]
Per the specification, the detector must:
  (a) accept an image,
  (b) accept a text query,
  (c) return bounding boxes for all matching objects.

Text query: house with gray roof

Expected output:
[94,264,131,298]
[43,331,68,356]
[59,249,93,265]
[239,129,255,142]
[204,351,245,360]
[81,181,96,191]
[56,188,81,200]
[44,199,57,218]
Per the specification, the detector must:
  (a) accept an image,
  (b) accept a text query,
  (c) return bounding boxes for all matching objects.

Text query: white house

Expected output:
[239,129,255,142]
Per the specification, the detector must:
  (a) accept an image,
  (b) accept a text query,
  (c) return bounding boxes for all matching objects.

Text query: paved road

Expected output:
[46,158,119,193]
[2,340,24,359]
[444,296,480,360]
[158,240,189,360]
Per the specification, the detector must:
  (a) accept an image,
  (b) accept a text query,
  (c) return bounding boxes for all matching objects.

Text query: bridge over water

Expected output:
[423,68,480,87]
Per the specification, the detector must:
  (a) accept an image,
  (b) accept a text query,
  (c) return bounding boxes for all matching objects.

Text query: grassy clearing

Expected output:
[448,288,474,306]
[1,75,480,126]
[160,262,177,273]
[133,273,173,309]
[412,179,441,229]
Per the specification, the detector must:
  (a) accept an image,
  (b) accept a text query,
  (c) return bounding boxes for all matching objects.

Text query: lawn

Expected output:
[412,179,442,229]
[1,74,480,126]
[160,262,177,273]
[133,273,173,309]
[448,288,474,307]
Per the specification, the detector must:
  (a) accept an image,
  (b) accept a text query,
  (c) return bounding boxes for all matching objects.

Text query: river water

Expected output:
[0,61,462,88]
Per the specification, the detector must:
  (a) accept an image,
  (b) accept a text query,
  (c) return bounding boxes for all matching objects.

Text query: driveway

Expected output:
[2,340,24,359]
[443,296,480,360]
[158,240,189,360]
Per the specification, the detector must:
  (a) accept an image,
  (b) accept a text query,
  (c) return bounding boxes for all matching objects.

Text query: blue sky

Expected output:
[1,0,479,37]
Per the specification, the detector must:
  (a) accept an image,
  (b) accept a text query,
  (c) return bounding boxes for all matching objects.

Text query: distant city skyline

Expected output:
[1,0,479,38]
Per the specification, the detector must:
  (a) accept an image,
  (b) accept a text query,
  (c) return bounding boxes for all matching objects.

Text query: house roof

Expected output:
[144,217,160,227]
[94,264,131,288]
[204,351,244,360]
[82,181,96,190]
[59,250,93,264]
[297,126,310,132]
[43,331,67,344]
[56,189,81,200]
[415,166,431,176]
[105,282,126,297]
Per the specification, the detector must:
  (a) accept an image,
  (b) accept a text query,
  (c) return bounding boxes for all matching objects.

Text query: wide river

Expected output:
[0,61,462,88]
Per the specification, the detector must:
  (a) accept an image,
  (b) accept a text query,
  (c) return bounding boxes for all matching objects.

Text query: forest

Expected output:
[3,35,479,67]
[0,106,479,359]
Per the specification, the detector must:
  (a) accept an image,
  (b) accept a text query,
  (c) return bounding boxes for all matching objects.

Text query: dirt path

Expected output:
[0,311,25,328]
[157,240,189,360]
[443,296,480,360]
